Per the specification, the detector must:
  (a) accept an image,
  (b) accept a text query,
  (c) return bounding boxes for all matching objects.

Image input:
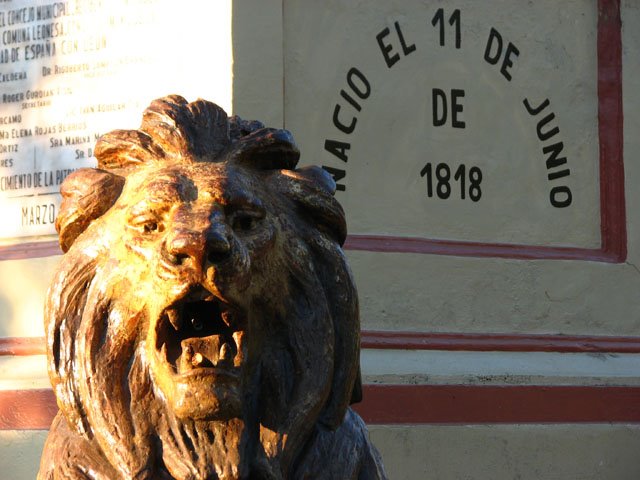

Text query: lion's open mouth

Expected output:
[155,288,246,378]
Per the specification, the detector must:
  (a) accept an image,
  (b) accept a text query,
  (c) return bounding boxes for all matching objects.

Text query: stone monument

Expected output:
[38,95,387,479]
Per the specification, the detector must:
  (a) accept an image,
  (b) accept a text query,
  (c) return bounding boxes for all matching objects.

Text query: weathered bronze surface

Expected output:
[38,95,387,479]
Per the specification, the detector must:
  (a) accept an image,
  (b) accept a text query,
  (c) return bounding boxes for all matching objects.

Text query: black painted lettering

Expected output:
[523,98,549,116]
[484,28,502,65]
[432,8,446,46]
[332,104,356,134]
[324,139,350,163]
[376,27,399,68]
[454,164,466,199]
[525,98,560,141]
[330,68,370,134]
[322,166,346,191]
[536,112,559,141]
[548,169,570,181]
[543,142,567,170]
[450,10,461,49]
[421,162,482,201]
[340,89,361,112]
[550,185,572,208]
[432,9,461,48]
[395,21,416,56]
[376,22,415,69]
[500,42,519,81]
[451,89,465,128]
[432,89,465,128]
[420,163,433,197]
[524,98,573,208]
[469,167,482,201]
[432,88,447,126]
[484,28,519,81]
[346,67,371,99]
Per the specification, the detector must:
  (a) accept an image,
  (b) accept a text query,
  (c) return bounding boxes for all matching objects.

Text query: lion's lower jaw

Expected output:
[157,413,252,480]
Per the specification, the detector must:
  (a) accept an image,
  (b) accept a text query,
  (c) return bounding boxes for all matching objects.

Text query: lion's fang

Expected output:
[191,352,204,367]
[184,345,193,363]
[160,343,168,361]
[219,343,232,363]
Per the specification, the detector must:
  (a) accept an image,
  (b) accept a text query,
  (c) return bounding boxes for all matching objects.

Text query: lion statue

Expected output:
[38,95,387,479]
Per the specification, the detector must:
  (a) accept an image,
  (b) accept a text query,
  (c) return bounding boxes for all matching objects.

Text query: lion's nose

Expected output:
[203,226,232,264]
[166,226,231,266]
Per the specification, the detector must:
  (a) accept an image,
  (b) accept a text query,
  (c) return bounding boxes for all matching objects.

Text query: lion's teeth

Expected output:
[219,343,232,362]
[184,345,193,363]
[192,352,204,367]
[167,308,182,330]
[160,343,168,360]
[221,310,234,327]
[232,331,244,366]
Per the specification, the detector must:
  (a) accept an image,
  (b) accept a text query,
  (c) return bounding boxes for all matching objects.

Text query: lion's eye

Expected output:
[129,215,164,235]
[234,216,254,232]
[230,211,262,233]
[144,222,159,233]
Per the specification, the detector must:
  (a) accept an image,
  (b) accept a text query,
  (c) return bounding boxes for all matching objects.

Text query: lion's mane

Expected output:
[38,96,385,479]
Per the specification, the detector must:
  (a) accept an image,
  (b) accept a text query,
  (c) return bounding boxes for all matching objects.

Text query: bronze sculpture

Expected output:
[38,95,387,479]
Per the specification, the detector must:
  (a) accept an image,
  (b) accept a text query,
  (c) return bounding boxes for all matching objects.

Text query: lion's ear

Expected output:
[292,165,337,195]
[227,127,300,170]
[278,167,347,245]
[56,168,125,252]
[95,129,166,169]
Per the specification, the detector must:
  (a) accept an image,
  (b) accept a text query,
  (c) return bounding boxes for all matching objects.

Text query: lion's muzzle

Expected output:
[149,286,247,420]
[158,291,245,377]
[164,212,232,268]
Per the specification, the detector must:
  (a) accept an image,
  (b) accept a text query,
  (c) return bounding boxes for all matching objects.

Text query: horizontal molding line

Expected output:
[360,331,640,354]
[344,235,620,263]
[4,331,640,357]
[0,389,58,430]
[2,385,640,430]
[0,240,60,261]
[354,384,640,425]
[0,337,46,356]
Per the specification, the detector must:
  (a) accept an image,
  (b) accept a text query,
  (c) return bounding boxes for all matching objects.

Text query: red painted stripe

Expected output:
[360,331,640,354]
[344,236,616,262]
[0,240,60,261]
[597,0,626,262]
[4,331,640,357]
[2,385,640,430]
[0,337,46,356]
[354,385,640,425]
[0,389,58,430]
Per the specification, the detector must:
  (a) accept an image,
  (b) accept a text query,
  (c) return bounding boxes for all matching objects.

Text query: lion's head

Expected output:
[42,96,364,479]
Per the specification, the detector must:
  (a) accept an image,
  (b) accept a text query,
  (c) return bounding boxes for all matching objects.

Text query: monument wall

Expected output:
[1,0,640,478]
